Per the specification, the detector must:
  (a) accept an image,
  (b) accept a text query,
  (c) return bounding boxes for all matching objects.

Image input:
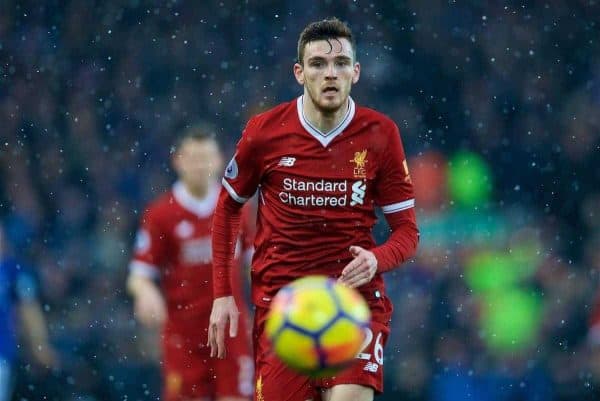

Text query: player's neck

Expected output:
[183,182,208,200]
[302,94,349,134]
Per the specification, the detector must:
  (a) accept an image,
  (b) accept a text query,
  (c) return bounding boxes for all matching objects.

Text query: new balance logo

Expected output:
[278,157,296,167]
[363,362,379,373]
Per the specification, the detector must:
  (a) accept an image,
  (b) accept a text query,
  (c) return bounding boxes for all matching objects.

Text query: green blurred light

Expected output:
[510,237,542,278]
[480,289,542,353]
[447,151,492,207]
[465,251,520,293]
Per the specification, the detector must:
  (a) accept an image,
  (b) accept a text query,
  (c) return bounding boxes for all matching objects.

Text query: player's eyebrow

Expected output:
[333,55,352,62]
[306,55,352,63]
[306,55,326,63]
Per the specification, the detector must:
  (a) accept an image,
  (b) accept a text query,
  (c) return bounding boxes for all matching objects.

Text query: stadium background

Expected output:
[1,1,599,400]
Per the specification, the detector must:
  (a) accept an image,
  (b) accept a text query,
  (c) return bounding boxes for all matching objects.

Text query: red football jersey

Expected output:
[129,182,253,326]
[222,96,415,306]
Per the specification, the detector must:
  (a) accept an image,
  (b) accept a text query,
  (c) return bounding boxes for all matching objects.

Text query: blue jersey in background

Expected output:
[0,257,37,362]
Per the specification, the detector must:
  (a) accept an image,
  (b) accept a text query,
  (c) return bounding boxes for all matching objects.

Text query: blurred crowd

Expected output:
[0,1,598,400]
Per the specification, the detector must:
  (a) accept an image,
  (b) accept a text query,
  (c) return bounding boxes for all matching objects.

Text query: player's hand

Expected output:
[338,246,378,288]
[133,283,167,328]
[208,296,239,359]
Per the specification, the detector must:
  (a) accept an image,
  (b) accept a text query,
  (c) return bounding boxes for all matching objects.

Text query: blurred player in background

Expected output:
[127,125,254,401]
[208,18,419,401]
[0,222,58,401]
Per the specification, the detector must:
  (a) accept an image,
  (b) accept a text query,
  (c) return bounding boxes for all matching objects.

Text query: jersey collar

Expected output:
[172,181,219,218]
[296,95,355,147]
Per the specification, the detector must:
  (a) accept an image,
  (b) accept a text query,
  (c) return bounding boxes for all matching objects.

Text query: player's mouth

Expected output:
[322,86,339,95]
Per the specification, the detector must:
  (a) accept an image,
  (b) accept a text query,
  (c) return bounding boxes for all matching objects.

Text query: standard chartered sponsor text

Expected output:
[282,178,347,192]
[279,178,348,207]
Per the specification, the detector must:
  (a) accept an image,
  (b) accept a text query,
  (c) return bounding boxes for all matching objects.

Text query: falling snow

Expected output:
[0,1,599,401]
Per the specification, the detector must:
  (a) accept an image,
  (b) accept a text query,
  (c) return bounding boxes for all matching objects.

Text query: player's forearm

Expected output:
[371,208,419,272]
[212,188,244,298]
[19,301,51,351]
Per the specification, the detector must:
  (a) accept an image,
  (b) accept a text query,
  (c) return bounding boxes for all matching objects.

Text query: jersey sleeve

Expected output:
[221,117,264,203]
[240,202,257,251]
[212,189,244,297]
[239,201,257,265]
[370,121,419,271]
[128,207,167,279]
[374,122,415,214]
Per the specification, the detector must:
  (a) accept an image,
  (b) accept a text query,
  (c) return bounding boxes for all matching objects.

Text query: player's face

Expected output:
[172,138,222,195]
[294,38,360,113]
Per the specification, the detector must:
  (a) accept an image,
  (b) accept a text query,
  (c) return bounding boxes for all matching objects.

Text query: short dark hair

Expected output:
[171,122,219,154]
[297,18,356,65]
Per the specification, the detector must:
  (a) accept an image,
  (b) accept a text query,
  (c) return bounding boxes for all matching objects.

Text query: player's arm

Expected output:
[209,118,263,358]
[127,268,166,328]
[370,207,418,269]
[19,301,58,368]
[340,210,418,288]
[16,270,58,368]
[340,122,419,288]
[127,211,167,328]
[239,201,257,268]
[209,191,244,358]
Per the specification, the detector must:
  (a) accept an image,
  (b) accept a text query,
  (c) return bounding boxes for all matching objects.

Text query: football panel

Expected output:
[333,284,371,325]
[265,288,295,338]
[265,307,285,339]
[289,275,331,291]
[273,327,320,372]
[319,317,365,366]
[286,287,338,332]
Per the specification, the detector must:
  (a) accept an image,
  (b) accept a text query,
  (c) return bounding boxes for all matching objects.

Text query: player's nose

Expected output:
[325,62,337,78]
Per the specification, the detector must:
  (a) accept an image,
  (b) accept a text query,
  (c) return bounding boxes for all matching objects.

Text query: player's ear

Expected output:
[293,63,304,85]
[352,62,360,84]
[171,151,182,175]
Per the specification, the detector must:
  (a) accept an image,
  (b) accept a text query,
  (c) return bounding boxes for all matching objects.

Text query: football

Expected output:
[265,275,371,377]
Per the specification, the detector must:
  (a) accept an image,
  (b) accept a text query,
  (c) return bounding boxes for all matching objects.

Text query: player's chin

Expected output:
[317,97,344,112]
